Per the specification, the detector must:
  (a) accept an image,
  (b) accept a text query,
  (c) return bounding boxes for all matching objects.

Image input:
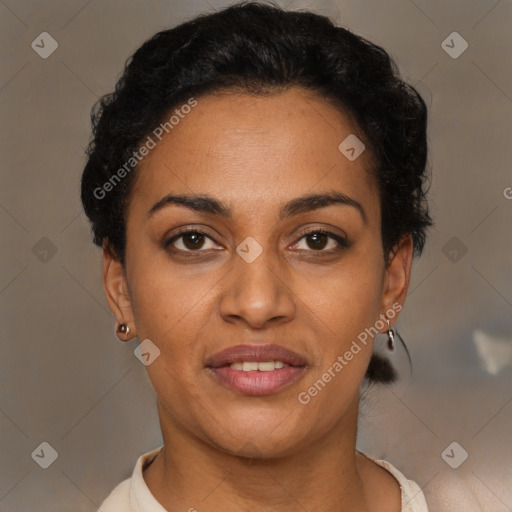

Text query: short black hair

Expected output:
[80,1,433,384]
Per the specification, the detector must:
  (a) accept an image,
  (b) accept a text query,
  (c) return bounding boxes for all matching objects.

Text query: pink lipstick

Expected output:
[205,344,307,396]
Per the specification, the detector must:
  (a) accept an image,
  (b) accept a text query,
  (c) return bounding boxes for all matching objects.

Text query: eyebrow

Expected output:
[147,190,367,224]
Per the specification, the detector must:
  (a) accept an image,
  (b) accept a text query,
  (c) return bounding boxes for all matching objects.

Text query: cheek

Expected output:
[127,266,212,413]
[295,264,382,429]
[128,258,217,343]
[304,256,384,339]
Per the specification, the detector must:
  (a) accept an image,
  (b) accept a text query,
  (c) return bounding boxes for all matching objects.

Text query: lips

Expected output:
[205,343,307,368]
[205,343,307,396]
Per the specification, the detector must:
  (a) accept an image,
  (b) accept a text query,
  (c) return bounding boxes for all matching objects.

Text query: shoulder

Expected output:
[99,446,164,512]
[357,451,430,512]
[99,477,132,511]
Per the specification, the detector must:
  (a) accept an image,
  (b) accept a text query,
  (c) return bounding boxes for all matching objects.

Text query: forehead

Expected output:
[129,88,379,222]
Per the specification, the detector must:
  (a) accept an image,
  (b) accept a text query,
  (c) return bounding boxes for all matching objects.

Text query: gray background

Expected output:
[1,0,511,510]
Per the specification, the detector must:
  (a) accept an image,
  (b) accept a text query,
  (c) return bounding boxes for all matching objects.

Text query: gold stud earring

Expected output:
[116,322,131,341]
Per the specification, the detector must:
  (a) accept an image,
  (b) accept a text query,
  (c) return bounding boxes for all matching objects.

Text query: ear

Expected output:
[102,240,136,340]
[380,234,414,326]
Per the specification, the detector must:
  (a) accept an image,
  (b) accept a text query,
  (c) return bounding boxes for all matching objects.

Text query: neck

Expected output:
[143,399,372,512]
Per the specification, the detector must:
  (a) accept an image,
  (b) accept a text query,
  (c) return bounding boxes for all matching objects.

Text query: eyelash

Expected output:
[164,227,350,256]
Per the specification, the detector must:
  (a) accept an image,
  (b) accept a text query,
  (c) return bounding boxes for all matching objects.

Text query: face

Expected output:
[104,87,412,458]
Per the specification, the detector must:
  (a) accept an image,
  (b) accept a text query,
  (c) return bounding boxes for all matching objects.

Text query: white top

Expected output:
[100,446,429,511]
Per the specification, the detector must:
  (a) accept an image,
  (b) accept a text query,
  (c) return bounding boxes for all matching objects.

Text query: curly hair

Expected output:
[80,0,433,384]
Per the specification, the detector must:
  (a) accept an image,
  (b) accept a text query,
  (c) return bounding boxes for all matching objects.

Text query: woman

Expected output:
[81,2,432,510]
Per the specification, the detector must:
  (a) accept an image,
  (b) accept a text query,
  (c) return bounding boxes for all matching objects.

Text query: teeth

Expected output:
[257,361,275,372]
[229,361,289,371]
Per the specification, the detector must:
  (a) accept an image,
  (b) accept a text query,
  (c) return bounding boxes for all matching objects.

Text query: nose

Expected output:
[219,241,296,329]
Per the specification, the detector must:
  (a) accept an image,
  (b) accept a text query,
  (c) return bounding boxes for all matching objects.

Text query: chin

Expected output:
[200,407,313,459]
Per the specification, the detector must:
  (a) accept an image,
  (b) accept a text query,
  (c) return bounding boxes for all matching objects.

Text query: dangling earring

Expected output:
[116,322,131,341]
[386,317,395,351]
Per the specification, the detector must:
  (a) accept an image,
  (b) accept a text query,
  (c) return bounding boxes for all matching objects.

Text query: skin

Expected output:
[103,87,413,512]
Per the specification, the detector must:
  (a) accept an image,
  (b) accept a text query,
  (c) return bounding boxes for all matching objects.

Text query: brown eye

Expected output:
[181,232,206,250]
[305,232,329,250]
[293,229,349,253]
[165,229,220,252]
